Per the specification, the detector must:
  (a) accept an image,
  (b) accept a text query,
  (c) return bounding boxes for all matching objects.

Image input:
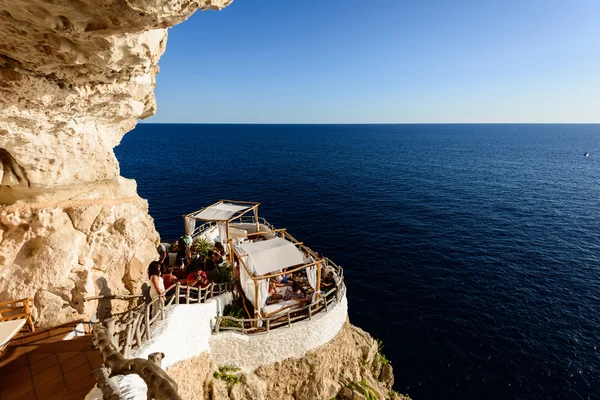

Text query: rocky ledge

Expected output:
[0,0,231,326]
[167,321,409,400]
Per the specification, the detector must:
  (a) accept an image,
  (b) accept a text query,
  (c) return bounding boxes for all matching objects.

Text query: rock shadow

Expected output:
[95,277,112,321]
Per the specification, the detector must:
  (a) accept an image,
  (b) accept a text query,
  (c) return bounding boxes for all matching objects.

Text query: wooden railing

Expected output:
[165,282,212,306]
[234,216,277,231]
[86,283,235,399]
[86,282,232,356]
[213,284,345,335]
[92,324,181,400]
[191,216,277,239]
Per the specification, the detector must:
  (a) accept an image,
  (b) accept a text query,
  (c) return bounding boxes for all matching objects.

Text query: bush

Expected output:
[219,301,245,328]
[372,338,391,377]
[207,262,235,285]
[213,365,241,392]
[192,237,213,258]
[347,381,379,400]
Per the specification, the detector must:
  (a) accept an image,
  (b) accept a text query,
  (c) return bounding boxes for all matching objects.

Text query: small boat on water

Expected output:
[584,152,589,157]
[176,200,345,332]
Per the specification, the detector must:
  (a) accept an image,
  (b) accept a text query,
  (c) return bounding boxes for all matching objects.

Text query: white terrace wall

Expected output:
[209,293,348,372]
[129,288,347,371]
[131,292,233,369]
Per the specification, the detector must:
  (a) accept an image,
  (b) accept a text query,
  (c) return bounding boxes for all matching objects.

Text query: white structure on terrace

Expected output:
[130,288,347,371]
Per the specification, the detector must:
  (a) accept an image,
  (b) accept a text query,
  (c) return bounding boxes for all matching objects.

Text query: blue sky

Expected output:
[148,0,600,123]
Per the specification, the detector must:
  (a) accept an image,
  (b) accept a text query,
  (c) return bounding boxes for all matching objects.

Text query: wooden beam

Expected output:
[93,324,181,400]
[92,366,123,400]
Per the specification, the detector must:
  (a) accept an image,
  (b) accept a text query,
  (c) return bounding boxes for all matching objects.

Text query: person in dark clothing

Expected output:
[175,237,190,269]
[320,271,336,291]
[203,250,217,272]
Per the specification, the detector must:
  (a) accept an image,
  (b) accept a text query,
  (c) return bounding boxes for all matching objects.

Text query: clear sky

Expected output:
[148,0,600,123]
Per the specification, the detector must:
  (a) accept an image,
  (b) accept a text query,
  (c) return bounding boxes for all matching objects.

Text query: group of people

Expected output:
[149,237,229,302]
[151,239,337,314]
[147,261,212,302]
[265,251,337,306]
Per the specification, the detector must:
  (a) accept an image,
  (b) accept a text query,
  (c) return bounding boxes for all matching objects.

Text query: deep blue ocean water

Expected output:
[116,124,600,399]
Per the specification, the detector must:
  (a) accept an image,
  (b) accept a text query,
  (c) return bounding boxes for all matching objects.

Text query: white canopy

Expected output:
[192,203,249,221]
[238,237,304,276]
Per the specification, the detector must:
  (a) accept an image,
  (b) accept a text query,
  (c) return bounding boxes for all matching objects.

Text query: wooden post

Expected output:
[308,304,312,320]
[104,318,117,349]
[145,305,151,341]
[254,279,259,326]
[123,311,136,358]
[254,206,259,232]
[92,366,123,400]
[93,325,181,400]
[22,298,35,332]
[175,282,180,305]
[160,297,165,321]
[148,352,164,367]
[131,312,142,347]
[226,221,230,245]
[316,261,322,302]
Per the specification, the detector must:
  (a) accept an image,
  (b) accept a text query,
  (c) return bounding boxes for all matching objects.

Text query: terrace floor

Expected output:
[0,321,101,400]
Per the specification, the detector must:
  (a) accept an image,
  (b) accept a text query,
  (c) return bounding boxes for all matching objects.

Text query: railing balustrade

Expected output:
[213,284,345,335]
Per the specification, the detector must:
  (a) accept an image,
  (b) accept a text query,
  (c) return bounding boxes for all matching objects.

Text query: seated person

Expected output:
[203,250,217,272]
[214,242,226,256]
[212,249,224,267]
[162,266,179,289]
[157,243,170,269]
[187,267,210,288]
[283,281,308,302]
[266,279,284,304]
[275,267,293,285]
[320,271,336,291]
[303,251,316,265]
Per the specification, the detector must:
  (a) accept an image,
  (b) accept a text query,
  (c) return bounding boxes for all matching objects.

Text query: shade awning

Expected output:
[192,203,250,221]
[238,237,304,276]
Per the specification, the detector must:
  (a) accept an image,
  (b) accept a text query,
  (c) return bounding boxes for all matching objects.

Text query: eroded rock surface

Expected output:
[0,0,232,326]
[168,321,410,400]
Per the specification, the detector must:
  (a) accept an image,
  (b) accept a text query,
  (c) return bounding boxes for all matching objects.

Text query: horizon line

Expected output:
[139,121,600,125]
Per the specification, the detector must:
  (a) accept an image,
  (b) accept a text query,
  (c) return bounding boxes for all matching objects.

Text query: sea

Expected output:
[115,123,600,400]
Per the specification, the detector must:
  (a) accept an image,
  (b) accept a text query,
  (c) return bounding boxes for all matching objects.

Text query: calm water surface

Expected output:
[116,124,600,399]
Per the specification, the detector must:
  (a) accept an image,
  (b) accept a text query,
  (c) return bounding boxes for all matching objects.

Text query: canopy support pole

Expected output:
[316,261,322,301]
[254,279,259,328]
[254,206,259,233]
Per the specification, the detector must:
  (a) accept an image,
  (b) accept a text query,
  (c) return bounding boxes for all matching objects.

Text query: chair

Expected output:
[0,298,35,352]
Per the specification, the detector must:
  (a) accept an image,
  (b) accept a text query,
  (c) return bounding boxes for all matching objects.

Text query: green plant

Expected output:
[347,381,379,400]
[207,262,235,284]
[192,237,213,258]
[388,389,411,399]
[223,302,245,318]
[372,338,391,373]
[219,302,245,328]
[213,365,241,392]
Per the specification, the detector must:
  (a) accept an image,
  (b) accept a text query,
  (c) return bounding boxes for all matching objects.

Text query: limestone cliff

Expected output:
[167,322,409,400]
[0,0,232,327]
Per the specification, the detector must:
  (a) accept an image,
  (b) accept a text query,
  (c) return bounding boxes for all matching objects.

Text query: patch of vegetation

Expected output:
[213,365,241,392]
[372,338,391,375]
[347,380,379,400]
[389,389,411,399]
[207,262,235,285]
[219,301,245,328]
[192,237,213,258]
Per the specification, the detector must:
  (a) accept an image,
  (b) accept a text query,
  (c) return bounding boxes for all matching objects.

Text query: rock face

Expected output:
[0,0,232,327]
[167,321,410,400]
